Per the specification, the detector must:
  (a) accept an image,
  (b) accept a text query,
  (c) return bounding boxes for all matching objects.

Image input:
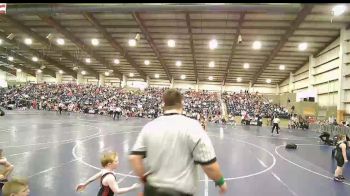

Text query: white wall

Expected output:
[250,84,277,94]
[62,75,75,83]
[149,79,171,88]
[280,33,350,116]
[104,76,121,87]
[0,70,9,87]
[42,75,56,84]
[293,63,309,91]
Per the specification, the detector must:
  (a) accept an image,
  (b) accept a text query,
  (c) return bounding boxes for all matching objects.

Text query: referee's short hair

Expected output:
[163,89,183,110]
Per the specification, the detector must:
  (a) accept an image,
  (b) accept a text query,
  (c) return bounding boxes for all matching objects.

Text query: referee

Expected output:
[129,89,227,196]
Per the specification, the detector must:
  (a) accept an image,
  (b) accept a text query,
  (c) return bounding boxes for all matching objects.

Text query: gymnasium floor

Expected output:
[0,110,349,196]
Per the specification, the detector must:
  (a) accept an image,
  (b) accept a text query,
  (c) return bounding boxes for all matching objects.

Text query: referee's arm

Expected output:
[201,161,224,183]
[129,152,146,180]
[191,128,227,193]
[129,129,147,181]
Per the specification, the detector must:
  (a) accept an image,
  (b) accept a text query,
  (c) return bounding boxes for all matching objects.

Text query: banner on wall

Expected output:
[296,89,317,102]
[0,3,6,14]
[303,107,316,116]
[126,81,148,90]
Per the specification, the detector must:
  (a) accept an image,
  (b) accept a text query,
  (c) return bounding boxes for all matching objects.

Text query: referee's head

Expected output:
[163,89,183,111]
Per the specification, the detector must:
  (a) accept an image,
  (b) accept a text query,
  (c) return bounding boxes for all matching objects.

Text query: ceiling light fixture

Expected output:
[209,61,215,68]
[237,77,242,82]
[32,56,38,62]
[114,59,120,64]
[105,71,110,76]
[59,70,64,74]
[176,61,182,67]
[252,41,261,50]
[209,39,218,50]
[279,64,285,70]
[180,74,186,80]
[168,39,176,48]
[56,38,65,45]
[298,42,308,51]
[17,69,22,73]
[8,56,14,61]
[128,39,136,47]
[208,76,213,81]
[91,38,99,46]
[266,79,271,83]
[24,38,32,45]
[81,70,86,75]
[85,58,91,63]
[37,69,42,73]
[243,63,250,69]
[129,73,134,77]
[155,74,159,78]
[144,60,150,65]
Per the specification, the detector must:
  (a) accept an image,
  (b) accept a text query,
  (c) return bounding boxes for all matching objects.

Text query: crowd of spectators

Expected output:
[222,90,289,120]
[0,84,223,121]
[1,84,297,124]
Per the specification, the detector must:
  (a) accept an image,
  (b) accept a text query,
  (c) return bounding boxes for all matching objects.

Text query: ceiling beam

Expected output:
[186,13,198,84]
[6,3,302,14]
[251,4,314,86]
[132,12,172,83]
[83,12,147,81]
[39,15,122,78]
[0,57,36,76]
[0,15,98,79]
[222,12,245,86]
[0,31,76,78]
[0,46,56,77]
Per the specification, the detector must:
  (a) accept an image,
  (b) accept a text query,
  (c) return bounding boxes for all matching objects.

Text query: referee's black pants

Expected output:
[144,183,193,196]
[271,123,279,134]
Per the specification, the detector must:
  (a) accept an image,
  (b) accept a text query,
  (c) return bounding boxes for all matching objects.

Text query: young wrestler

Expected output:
[1,177,30,196]
[334,135,349,182]
[0,149,14,182]
[76,151,139,195]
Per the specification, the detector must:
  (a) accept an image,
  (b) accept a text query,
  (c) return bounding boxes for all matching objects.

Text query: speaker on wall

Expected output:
[303,98,308,101]
[308,97,315,102]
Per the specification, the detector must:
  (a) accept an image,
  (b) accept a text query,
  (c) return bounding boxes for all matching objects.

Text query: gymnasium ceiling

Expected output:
[0,3,349,86]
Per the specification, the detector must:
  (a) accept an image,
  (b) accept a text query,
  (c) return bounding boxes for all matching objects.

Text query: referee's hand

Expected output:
[218,182,227,194]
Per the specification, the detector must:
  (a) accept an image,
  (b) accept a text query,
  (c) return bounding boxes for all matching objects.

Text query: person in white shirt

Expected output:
[129,89,227,196]
[115,106,122,120]
[58,102,64,115]
[271,116,280,135]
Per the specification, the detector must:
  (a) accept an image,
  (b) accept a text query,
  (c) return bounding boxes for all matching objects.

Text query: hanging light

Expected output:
[128,39,136,47]
[91,38,99,46]
[56,38,65,45]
